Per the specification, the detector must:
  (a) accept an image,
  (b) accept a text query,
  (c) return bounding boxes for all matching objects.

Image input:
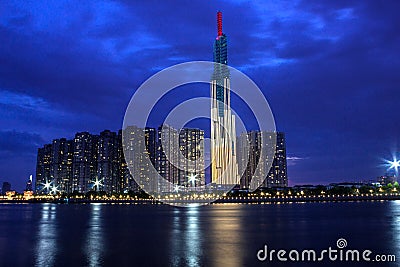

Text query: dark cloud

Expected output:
[0,0,399,189]
[0,130,44,155]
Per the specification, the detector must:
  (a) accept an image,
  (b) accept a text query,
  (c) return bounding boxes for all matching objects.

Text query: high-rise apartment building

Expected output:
[237,131,288,189]
[157,125,180,187]
[179,128,205,187]
[36,144,52,192]
[122,126,158,193]
[35,125,207,194]
[71,132,98,193]
[51,138,73,193]
[97,130,122,193]
[156,125,205,190]
[264,132,287,187]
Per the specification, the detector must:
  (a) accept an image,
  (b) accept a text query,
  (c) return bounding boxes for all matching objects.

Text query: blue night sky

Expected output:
[1,1,399,190]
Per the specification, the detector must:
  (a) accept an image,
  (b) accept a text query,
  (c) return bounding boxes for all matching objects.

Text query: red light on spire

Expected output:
[217,11,223,37]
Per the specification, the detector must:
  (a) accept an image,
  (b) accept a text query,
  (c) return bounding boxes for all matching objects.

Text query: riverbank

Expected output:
[1,193,400,204]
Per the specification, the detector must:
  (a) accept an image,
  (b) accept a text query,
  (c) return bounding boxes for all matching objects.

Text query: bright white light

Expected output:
[173,185,181,192]
[51,186,58,194]
[390,160,400,169]
[188,174,198,185]
[385,156,400,174]
[92,178,103,190]
[44,181,51,190]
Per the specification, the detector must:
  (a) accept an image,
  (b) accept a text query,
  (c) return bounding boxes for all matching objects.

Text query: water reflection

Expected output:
[209,206,243,267]
[85,203,104,267]
[35,204,57,267]
[186,207,200,266]
[390,200,400,251]
[171,206,201,266]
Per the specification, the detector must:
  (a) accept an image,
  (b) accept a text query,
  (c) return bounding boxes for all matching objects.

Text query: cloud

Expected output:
[287,156,309,167]
[287,156,307,161]
[0,0,399,189]
[0,130,44,155]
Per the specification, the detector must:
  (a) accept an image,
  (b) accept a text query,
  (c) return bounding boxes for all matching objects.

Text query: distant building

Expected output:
[36,126,206,195]
[35,144,52,193]
[326,182,364,189]
[2,182,11,195]
[122,126,158,193]
[52,138,73,193]
[97,130,121,193]
[23,190,34,200]
[25,175,33,191]
[378,175,397,186]
[5,190,16,200]
[72,132,98,193]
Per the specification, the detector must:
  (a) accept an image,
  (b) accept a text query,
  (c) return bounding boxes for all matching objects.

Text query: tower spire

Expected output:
[217,11,223,37]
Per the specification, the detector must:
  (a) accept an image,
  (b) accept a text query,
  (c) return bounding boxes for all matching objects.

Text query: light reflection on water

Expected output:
[35,203,57,267]
[1,202,399,266]
[171,206,201,266]
[390,200,400,252]
[209,207,243,267]
[85,203,104,267]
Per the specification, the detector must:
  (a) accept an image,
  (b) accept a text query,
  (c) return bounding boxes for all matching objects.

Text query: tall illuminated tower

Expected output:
[211,11,238,187]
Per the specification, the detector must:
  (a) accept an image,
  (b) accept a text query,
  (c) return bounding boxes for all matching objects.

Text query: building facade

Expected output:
[1,182,11,195]
[36,126,205,194]
[51,138,73,193]
[179,128,205,187]
[210,11,239,187]
[71,132,98,193]
[237,131,288,189]
[157,125,205,190]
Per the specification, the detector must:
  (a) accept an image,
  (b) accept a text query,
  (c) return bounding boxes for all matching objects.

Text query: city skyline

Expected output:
[36,126,205,194]
[1,1,400,190]
[34,126,287,195]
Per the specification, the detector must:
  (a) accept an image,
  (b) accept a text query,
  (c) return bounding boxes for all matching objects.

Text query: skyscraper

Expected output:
[35,144,52,193]
[36,125,206,195]
[71,132,98,193]
[210,11,239,187]
[237,131,288,188]
[25,175,33,191]
[263,132,287,188]
[122,126,158,193]
[97,130,121,193]
[156,125,206,190]
[157,124,180,186]
[179,128,205,187]
[1,182,11,195]
[51,138,73,193]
